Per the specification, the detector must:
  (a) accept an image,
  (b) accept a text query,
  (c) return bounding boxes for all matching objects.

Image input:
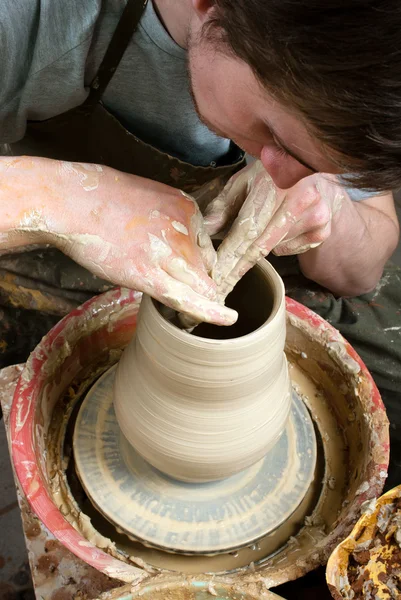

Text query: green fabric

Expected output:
[276,257,401,394]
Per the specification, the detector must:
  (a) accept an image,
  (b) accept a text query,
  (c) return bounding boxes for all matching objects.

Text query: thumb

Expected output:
[203,169,251,236]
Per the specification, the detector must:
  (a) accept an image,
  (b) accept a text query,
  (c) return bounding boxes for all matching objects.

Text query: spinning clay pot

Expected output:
[114,260,292,483]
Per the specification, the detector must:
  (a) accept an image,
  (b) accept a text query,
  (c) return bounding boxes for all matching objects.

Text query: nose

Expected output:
[260,146,314,189]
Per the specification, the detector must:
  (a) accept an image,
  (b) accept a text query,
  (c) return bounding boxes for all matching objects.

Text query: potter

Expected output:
[114,259,291,483]
[0,0,398,497]
[2,1,400,597]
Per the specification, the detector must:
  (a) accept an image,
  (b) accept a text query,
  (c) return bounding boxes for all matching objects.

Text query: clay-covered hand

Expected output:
[54,165,240,325]
[204,161,344,299]
[0,158,237,326]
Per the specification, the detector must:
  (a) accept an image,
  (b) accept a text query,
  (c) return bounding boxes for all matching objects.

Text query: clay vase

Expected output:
[114,259,292,483]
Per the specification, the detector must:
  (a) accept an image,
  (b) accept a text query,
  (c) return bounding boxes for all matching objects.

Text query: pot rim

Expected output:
[148,259,285,349]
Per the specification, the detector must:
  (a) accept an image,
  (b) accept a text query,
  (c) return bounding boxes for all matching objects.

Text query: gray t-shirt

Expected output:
[0,0,370,198]
[0,0,230,166]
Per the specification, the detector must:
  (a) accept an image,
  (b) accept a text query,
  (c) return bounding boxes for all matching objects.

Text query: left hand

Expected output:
[204,161,345,299]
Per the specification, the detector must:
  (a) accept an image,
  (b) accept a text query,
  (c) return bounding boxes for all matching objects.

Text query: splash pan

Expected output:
[10,288,389,589]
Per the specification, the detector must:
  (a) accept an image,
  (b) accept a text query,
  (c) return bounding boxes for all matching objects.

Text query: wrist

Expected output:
[0,156,64,250]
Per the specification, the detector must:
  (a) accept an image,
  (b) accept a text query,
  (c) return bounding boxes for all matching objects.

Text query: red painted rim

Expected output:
[9,290,388,579]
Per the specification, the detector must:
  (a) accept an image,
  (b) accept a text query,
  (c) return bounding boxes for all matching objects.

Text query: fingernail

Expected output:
[197,230,215,251]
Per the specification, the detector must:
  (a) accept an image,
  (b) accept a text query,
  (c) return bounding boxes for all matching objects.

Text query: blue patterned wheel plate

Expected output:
[73,366,317,555]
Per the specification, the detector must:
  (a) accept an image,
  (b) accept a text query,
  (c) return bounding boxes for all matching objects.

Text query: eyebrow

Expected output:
[271,132,318,173]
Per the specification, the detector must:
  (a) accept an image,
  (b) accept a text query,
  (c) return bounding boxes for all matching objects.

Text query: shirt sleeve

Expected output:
[337,175,378,202]
[343,187,375,202]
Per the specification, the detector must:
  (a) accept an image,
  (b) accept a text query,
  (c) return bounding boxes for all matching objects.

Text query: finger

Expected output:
[226,191,328,280]
[214,199,296,299]
[270,199,332,244]
[152,268,238,326]
[190,206,217,274]
[144,229,216,300]
[254,180,321,256]
[106,258,236,325]
[176,190,217,273]
[209,175,324,300]
[164,252,217,300]
[177,311,200,331]
[203,169,250,236]
[273,221,331,255]
[204,161,269,237]
[212,176,279,289]
[214,244,266,300]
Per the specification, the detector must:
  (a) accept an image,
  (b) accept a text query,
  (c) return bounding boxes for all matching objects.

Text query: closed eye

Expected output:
[270,133,317,173]
[274,143,290,160]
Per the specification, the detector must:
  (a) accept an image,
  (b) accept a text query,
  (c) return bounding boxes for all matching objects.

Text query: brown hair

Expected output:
[205,1,401,192]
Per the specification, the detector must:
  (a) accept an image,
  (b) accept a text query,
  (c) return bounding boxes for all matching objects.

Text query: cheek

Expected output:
[189,47,258,141]
[189,49,224,117]
[260,146,313,189]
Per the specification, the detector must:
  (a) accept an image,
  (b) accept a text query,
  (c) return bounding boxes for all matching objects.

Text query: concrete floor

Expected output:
[1,194,401,599]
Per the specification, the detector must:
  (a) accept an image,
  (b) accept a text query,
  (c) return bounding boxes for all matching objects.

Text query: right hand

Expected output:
[0,158,237,326]
[204,161,338,300]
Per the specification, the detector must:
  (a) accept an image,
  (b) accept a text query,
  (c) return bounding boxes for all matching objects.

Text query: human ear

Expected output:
[191,0,215,19]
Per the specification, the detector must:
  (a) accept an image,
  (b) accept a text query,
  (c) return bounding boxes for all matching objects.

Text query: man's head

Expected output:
[187,0,401,191]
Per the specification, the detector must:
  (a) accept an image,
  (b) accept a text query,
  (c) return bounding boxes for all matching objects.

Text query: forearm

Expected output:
[0,156,113,250]
[0,156,56,251]
[0,156,234,325]
[298,192,399,296]
[0,155,148,252]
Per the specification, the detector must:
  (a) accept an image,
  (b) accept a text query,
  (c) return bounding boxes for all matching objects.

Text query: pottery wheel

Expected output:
[73,366,317,555]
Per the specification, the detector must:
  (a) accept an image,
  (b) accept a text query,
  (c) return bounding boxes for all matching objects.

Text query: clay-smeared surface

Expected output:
[56,354,362,575]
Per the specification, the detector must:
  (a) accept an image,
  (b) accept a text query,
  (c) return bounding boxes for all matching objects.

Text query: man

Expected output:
[0,0,400,483]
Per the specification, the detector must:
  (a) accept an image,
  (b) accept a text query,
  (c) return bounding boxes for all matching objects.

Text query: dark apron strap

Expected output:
[87,0,148,106]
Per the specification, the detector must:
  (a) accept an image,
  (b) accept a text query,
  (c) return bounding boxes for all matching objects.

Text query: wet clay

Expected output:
[178,162,278,330]
[53,358,346,575]
[114,261,292,483]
